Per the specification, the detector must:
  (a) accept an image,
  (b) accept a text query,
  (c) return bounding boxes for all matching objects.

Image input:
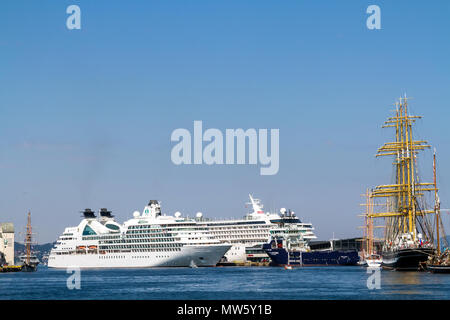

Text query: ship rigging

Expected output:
[367,96,446,271]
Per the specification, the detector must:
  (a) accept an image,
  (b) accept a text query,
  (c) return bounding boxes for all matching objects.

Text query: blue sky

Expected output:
[1,1,449,243]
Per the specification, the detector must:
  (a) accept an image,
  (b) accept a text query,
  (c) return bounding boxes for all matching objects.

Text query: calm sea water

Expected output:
[1,265,450,300]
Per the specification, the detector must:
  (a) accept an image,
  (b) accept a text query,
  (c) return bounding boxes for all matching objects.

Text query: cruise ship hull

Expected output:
[263,244,359,266]
[48,244,231,269]
[381,248,434,271]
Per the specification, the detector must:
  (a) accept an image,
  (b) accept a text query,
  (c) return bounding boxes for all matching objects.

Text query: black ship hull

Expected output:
[262,242,360,266]
[21,263,38,272]
[381,248,434,271]
[426,264,450,273]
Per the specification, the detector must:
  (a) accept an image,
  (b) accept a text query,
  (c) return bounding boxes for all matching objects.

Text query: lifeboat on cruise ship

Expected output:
[76,246,87,253]
[87,245,98,253]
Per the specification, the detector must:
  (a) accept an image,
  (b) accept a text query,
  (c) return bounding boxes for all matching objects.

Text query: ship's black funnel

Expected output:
[148,200,159,206]
[99,208,114,218]
[82,208,96,219]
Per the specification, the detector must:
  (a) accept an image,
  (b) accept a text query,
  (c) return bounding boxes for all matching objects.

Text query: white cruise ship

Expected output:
[198,195,317,263]
[48,201,231,268]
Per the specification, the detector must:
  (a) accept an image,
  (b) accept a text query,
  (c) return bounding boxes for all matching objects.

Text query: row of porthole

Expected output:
[99,245,181,250]
[130,255,171,259]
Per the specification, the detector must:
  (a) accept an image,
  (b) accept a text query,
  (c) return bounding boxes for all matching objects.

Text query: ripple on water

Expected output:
[1,266,450,300]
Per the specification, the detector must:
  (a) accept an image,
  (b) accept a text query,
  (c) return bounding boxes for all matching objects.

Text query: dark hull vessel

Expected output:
[21,263,38,272]
[381,248,433,271]
[424,249,450,273]
[22,212,39,272]
[426,264,450,273]
[262,242,359,266]
[19,254,40,272]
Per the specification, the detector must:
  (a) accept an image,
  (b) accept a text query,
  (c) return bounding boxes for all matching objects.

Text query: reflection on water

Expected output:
[1,266,450,300]
[381,270,445,296]
[384,271,422,285]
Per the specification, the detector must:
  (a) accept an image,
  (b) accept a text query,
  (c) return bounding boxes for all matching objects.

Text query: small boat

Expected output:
[20,211,39,272]
[189,260,198,268]
[358,260,368,266]
[424,151,450,274]
[19,254,40,272]
[360,190,382,268]
[365,254,382,268]
[425,249,450,273]
[87,245,98,253]
[366,260,382,268]
[427,264,450,273]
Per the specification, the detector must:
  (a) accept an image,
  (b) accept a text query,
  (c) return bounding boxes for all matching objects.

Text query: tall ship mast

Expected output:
[425,150,450,272]
[359,189,386,267]
[361,189,375,258]
[26,211,31,265]
[369,96,437,271]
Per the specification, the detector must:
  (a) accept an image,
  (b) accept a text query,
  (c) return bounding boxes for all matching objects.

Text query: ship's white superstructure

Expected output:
[199,195,317,263]
[48,201,231,268]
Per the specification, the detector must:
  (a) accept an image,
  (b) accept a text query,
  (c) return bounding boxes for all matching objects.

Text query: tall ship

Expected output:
[359,190,383,267]
[48,201,231,268]
[198,195,317,263]
[20,211,40,272]
[424,150,450,273]
[367,96,440,271]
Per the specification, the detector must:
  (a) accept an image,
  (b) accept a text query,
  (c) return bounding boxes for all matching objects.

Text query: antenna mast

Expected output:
[433,150,441,255]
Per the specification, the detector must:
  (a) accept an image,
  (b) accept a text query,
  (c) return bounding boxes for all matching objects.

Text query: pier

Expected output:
[0,265,22,273]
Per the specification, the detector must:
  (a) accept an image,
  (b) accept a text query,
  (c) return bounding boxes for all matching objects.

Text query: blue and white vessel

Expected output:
[199,195,317,263]
[262,220,359,266]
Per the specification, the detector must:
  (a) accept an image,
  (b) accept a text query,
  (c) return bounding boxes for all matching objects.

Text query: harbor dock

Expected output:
[0,265,23,273]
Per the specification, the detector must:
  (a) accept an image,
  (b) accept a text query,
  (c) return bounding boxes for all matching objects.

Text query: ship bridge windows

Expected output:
[269,219,301,224]
[105,224,120,231]
[82,225,97,236]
